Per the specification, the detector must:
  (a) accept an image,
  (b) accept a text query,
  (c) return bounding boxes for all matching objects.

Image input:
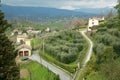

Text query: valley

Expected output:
[1,1,120,80]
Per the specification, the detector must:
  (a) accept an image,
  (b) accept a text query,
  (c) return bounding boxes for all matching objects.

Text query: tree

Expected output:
[0,10,20,79]
[107,9,114,18]
[100,60,120,80]
[100,47,117,63]
[71,17,81,29]
[115,0,120,19]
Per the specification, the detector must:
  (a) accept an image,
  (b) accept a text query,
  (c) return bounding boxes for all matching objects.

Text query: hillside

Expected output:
[75,7,116,15]
[1,4,97,21]
[76,9,120,80]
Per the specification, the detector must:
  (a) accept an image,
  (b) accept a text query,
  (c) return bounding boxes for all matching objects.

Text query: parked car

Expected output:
[21,56,29,61]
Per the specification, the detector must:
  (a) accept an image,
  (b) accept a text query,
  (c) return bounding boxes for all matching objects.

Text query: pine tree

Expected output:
[0,10,20,80]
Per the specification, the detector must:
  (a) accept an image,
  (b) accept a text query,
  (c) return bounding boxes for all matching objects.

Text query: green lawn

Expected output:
[20,61,57,80]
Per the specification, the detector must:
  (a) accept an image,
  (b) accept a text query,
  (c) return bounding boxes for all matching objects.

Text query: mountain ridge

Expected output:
[1,4,104,21]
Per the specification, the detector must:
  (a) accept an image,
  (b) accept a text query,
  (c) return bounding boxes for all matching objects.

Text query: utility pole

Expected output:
[43,39,44,53]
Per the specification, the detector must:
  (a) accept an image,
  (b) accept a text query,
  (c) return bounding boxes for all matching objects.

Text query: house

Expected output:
[45,27,50,32]
[17,35,25,43]
[16,34,31,46]
[17,44,32,57]
[27,29,41,34]
[24,39,31,46]
[11,29,20,36]
[18,31,23,35]
[87,17,104,31]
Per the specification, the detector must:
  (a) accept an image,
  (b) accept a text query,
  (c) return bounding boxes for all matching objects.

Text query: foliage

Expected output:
[54,75,60,80]
[82,2,120,79]
[0,11,20,79]
[40,51,77,73]
[31,38,40,50]
[86,72,108,80]
[71,18,87,28]
[89,28,120,80]
[99,60,120,80]
[43,30,85,64]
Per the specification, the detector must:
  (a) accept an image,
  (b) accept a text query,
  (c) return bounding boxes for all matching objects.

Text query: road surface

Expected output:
[29,51,72,80]
[29,30,93,80]
[73,30,93,80]
[80,30,93,67]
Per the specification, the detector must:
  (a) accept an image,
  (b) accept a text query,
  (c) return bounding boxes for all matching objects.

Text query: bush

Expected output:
[54,75,60,80]
[40,52,77,73]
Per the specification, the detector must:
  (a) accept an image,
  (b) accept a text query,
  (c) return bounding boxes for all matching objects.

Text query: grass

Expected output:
[20,61,57,80]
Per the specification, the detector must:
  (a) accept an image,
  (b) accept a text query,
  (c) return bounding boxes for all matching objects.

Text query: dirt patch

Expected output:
[20,69,30,78]
[15,56,22,65]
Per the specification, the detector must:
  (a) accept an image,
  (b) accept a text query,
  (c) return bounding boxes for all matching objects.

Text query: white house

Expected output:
[27,29,41,34]
[45,27,50,32]
[17,44,32,57]
[88,17,104,31]
[24,39,31,46]
[16,34,31,46]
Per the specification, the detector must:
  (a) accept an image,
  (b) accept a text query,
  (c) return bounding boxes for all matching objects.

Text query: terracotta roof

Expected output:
[17,44,32,50]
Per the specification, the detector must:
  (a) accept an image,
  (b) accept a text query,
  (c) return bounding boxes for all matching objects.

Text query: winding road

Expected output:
[29,29,93,80]
[80,30,93,67]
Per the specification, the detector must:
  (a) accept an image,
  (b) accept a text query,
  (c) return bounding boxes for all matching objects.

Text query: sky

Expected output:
[2,0,118,10]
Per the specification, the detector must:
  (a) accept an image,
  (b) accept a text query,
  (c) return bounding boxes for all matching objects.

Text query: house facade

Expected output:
[17,44,32,57]
[87,17,104,31]
[17,35,25,43]
[24,39,31,46]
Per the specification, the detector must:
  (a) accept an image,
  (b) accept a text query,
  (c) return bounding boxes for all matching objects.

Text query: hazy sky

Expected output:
[2,0,117,10]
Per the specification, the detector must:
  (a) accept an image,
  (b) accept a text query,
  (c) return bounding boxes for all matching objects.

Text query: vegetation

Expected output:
[115,0,120,19]
[43,30,85,64]
[71,18,87,29]
[40,51,77,73]
[20,61,60,80]
[77,1,120,80]
[10,20,46,31]
[31,38,40,50]
[0,11,20,79]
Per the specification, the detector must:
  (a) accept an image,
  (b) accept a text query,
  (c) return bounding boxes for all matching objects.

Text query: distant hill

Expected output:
[1,4,98,21]
[75,7,116,15]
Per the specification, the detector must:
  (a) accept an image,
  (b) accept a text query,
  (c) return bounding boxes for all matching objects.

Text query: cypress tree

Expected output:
[0,9,20,80]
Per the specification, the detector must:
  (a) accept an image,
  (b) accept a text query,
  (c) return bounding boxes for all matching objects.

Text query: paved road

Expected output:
[72,30,93,80]
[80,30,93,67]
[29,51,72,80]
[29,30,93,80]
